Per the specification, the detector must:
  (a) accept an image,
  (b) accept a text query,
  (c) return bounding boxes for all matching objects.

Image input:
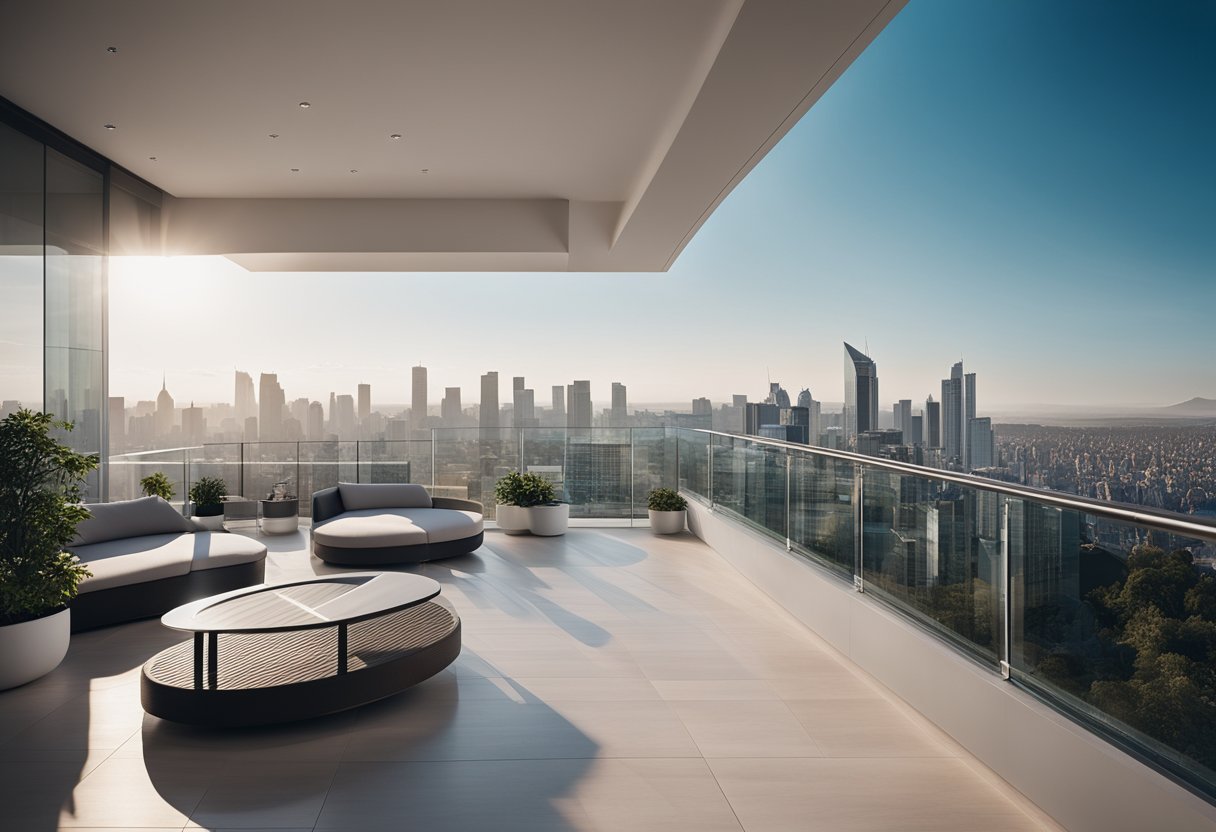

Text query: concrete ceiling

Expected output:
[0,0,905,272]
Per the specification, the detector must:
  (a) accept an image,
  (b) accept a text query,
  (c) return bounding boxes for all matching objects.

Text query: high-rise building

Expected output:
[259,373,285,441]
[796,389,822,446]
[480,371,499,432]
[513,376,525,394]
[290,397,310,426]
[551,385,566,417]
[941,362,964,464]
[155,374,175,439]
[843,342,878,444]
[567,380,591,429]
[514,387,536,428]
[334,394,356,437]
[181,401,205,444]
[964,372,977,467]
[411,365,428,430]
[692,397,712,416]
[895,399,912,443]
[908,414,924,446]
[766,382,791,408]
[925,396,941,448]
[307,401,324,440]
[357,383,371,425]
[610,382,627,427]
[234,370,256,422]
[968,416,994,470]
[441,387,462,423]
[108,397,125,447]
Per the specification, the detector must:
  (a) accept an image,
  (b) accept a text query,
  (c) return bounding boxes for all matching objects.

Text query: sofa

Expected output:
[311,483,483,566]
[68,496,267,632]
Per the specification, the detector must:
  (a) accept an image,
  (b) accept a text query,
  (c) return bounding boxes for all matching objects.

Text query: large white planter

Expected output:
[0,608,70,690]
[529,503,569,536]
[648,509,686,534]
[496,504,531,535]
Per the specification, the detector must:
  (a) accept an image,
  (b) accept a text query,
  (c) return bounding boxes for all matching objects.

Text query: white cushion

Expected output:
[337,482,432,510]
[71,496,192,545]
[72,532,267,593]
[312,507,482,549]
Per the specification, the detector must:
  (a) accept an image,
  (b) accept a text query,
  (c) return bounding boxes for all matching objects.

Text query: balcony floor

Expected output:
[0,527,1055,831]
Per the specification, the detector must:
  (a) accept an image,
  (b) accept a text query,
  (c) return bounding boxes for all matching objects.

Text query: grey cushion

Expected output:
[312,507,481,549]
[73,531,267,593]
[337,482,432,510]
[71,496,193,546]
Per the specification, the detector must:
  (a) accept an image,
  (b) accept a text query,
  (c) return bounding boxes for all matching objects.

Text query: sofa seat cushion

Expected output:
[72,496,193,546]
[337,482,432,510]
[313,508,482,549]
[72,532,268,594]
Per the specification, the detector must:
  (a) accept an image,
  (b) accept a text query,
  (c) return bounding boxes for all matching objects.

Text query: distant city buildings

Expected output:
[843,342,878,443]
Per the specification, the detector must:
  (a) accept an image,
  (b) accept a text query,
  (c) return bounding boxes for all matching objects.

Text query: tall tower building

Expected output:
[610,382,627,427]
[479,372,499,432]
[968,417,994,470]
[964,372,977,468]
[259,373,285,441]
[514,388,536,428]
[441,387,462,423]
[181,401,205,444]
[357,383,371,425]
[234,370,256,422]
[411,365,428,430]
[513,376,526,394]
[551,385,566,418]
[307,401,325,440]
[155,374,175,439]
[842,342,878,444]
[335,394,356,437]
[925,396,941,448]
[896,399,912,443]
[567,380,591,429]
[767,382,791,408]
[108,396,125,448]
[941,362,964,464]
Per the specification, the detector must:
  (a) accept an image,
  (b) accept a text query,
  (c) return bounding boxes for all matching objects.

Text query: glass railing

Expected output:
[678,427,1216,802]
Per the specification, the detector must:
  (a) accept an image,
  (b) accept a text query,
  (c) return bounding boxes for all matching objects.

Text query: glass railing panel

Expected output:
[189,442,242,506]
[631,428,671,520]
[356,439,432,487]
[564,428,633,519]
[518,427,567,505]
[295,441,350,516]
[710,434,787,543]
[237,441,301,511]
[432,428,518,519]
[788,451,855,577]
[677,429,710,500]
[107,447,192,511]
[1009,501,1216,794]
[860,466,1003,664]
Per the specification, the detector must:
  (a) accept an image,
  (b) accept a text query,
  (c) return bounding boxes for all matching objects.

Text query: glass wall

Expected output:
[0,122,44,418]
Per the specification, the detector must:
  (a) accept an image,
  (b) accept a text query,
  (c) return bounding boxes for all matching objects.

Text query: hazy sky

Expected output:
[109,1,1216,411]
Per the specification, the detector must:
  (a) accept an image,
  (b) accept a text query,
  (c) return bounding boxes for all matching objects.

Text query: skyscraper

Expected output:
[964,372,977,467]
[692,397,712,416]
[411,365,428,430]
[234,370,256,422]
[968,417,994,470]
[108,396,125,448]
[896,399,912,443]
[441,387,462,423]
[797,389,822,446]
[357,383,371,425]
[925,396,941,448]
[514,387,536,428]
[155,374,174,439]
[334,394,356,437]
[307,401,325,440]
[941,362,964,464]
[610,382,627,427]
[843,342,878,444]
[551,385,566,418]
[480,371,499,432]
[767,382,791,408]
[567,380,591,429]
[181,401,205,444]
[259,373,285,441]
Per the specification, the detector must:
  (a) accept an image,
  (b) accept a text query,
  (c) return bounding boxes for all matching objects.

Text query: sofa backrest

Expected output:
[71,496,194,546]
[337,482,432,510]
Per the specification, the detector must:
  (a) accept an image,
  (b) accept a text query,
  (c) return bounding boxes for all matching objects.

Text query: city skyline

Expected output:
[95,2,1215,411]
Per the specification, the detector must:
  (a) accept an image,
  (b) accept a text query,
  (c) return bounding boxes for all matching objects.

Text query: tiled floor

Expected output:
[0,527,1058,831]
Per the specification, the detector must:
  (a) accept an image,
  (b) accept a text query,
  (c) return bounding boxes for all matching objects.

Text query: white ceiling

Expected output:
[0,1,905,271]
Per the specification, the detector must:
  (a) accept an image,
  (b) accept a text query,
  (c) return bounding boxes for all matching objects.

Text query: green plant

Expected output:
[494,471,557,507]
[188,476,228,517]
[140,471,174,501]
[647,488,687,512]
[0,410,96,626]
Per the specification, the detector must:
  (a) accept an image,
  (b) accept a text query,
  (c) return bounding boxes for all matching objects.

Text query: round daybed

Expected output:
[310,483,483,566]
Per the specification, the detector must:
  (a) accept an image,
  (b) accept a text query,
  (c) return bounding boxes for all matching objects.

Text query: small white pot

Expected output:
[529,503,569,536]
[496,504,531,535]
[648,509,686,534]
[0,608,70,690]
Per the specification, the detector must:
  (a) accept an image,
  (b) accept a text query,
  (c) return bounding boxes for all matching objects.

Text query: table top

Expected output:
[161,572,441,634]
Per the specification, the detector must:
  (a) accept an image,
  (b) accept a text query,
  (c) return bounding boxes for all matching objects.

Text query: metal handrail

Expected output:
[689,428,1216,542]
[109,445,202,458]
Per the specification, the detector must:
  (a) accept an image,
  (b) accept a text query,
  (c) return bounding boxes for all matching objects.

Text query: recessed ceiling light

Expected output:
[290,168,300,172]
[104,124,117,130]
[106,46,118,54]
[298,102,311,109]
[269,133,280,139]
[349,169,358,174]
[420,168,429,174]
[389,133,402,140]
[148,156,157,161]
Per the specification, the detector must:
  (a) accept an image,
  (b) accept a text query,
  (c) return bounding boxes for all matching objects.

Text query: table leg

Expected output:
[338,622,348,674]
[193,633,203,690]
[208,632,218,689]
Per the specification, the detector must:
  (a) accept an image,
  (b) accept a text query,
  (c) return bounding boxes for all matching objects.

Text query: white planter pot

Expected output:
[0,608,70,690]
[648,509,686,534]
[496,504,531,535]
[529,503,569,536]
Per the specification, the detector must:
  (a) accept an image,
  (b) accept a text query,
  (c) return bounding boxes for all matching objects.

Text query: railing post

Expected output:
[239,442,245,498]
[1001,497,1012,679]
[182,450,189,516]
[355,440,361,483]
[518,428,524,473]
[430,428,437,492]
[629,428,635,526]
[854,465,865,592]
[296,441,301,503]
[707,435,715,510]
[785,447,792,551]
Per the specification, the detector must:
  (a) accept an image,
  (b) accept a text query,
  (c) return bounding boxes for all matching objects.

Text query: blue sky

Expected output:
[110,1,1216,411]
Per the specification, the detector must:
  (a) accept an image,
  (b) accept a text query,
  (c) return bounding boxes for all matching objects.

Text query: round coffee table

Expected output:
[141,572,460,727]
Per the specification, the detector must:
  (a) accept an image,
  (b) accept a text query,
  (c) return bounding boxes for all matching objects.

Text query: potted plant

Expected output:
[140,471,174,501]
[647,488,687,534]
[188,476,228,531]
[0,410,96,689]
[523,473,568,537]
[494,471,532,535]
